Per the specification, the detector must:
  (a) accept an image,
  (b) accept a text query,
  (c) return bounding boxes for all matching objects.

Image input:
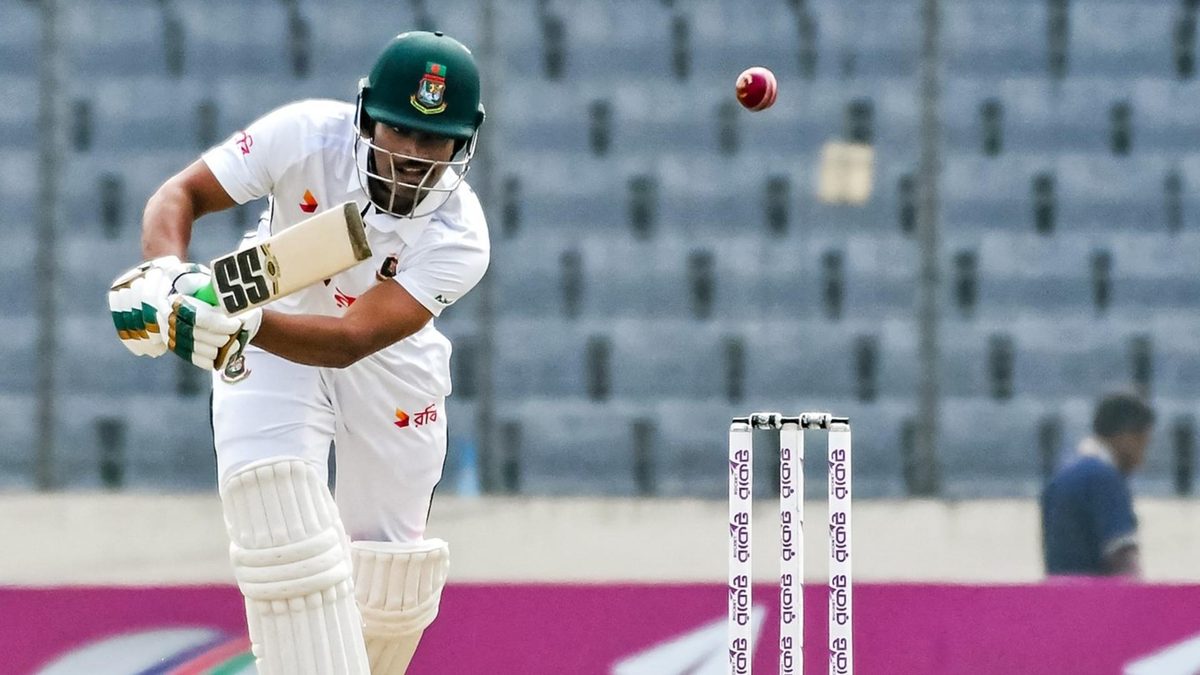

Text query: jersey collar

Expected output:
[1077,436,1116,466]
[360,200,433,245]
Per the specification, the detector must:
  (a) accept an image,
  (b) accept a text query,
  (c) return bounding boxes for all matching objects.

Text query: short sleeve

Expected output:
[1088,468,1138,556]
[201,102,309,205]
[393,239,489,318]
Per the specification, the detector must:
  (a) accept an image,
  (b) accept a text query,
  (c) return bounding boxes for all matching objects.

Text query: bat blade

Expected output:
[200,202,371,315]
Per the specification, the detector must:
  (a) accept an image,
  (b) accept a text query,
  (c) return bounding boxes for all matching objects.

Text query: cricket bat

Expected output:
[193,201,372,314]
[190,201,371,381]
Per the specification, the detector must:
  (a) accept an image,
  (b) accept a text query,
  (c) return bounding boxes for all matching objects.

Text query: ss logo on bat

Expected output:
[213,247,271,314]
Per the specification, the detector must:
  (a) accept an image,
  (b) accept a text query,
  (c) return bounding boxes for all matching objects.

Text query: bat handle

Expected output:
[194,282,219,306]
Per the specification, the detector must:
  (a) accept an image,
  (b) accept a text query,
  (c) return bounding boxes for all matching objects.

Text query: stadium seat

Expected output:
[577,235,692,319]
[941,153,1037,232]
[939,395,1049,498]
[51,392,216,489]
[655,157,773,235]
[0,75,37,152]
[492,80,593,155]
[512,154,617,236]
[489,236,571,318]
[609,81,724,159]
[563,1,673,82]
[65,2,169,77]
[608,319,726,400]
[1109,233,1200,313]
[1048,78,1135,155]
[975,232,1095,316]
[1132,395,1197,497]
[121,393,217,489]
[1070,1,1175,78]
[842,234,918,316]
[1007,316,1105,397]
[943,1,1046,78]
[1056,155,1168,232]
[0,232,37,316]
[997,78,1065,154]
[0,315,37,394]
[649,398,744,498]
[692,0,813,81]
[89,78,213,153]
[0,0,37,77]
[172,2,292,79]
[1129,77,1193,154]
[738,319,865,400]
[499,398,639,495]
[709,233,818,319]
[493,318,593,398]
[0,148,36,235]
[302,0,481,79]
[60,232,141,315]
[492,0,542,78]
[815,1,920,79]
[57,313,178,394]
[938,319,991,398]
[211,75,355,129]
[0,393,36,489]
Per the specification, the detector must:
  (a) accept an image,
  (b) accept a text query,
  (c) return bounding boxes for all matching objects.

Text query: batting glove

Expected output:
[159,293,263,372]
[108,255,188,358]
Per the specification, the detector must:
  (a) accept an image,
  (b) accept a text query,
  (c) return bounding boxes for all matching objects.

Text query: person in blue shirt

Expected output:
[1041,392,1156,577]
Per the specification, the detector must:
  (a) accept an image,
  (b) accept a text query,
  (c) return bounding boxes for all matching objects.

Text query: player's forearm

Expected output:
[142,180,197,259]
[250,311,371,368]
[142,160,238,259]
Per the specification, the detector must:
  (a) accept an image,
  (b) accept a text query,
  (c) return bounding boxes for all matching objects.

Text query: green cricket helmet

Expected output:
[354,30,486,218]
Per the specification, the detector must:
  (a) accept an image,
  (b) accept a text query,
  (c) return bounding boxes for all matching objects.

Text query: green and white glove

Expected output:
[159,288,263,372]
[108,255,185,358]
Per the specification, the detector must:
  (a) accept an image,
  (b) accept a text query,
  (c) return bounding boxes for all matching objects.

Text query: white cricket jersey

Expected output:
[201,99,489,398]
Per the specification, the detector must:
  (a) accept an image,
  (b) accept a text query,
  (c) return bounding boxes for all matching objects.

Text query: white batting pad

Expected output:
[351,538,450,675]
[220,458,370,675]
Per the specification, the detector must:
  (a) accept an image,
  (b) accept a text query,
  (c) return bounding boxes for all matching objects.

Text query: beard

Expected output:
[365,150,425,215]
[367,175,418,215]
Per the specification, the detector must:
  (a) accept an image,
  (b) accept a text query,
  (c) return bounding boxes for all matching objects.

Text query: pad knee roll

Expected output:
[221,458,370,675]
[351,539,450,674]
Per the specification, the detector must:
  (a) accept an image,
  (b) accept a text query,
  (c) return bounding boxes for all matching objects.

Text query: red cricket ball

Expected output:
[735,66,778,112]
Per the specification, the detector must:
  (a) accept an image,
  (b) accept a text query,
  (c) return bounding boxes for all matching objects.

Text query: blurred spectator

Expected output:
[1041,392,1156,577]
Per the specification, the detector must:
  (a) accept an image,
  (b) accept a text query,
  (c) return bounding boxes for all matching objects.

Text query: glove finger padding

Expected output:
[163,296,248,371]
[108,288,144,355]
[113,284,166,358]
[108,257,183,358]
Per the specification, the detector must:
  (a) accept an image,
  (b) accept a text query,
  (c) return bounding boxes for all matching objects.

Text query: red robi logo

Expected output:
[333,287,357,308]
[236,131,253,155]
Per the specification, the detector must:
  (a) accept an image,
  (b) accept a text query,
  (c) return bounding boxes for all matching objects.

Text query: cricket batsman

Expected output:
[105,31,489,674]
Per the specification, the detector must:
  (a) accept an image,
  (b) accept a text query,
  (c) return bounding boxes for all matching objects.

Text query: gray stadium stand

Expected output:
[1070,1,1176,77]
[6,0,1200,497]
[498,398,640,495]
[0,393,36,489]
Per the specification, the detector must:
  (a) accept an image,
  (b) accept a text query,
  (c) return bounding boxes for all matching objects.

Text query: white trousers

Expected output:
[212,347,448,543]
